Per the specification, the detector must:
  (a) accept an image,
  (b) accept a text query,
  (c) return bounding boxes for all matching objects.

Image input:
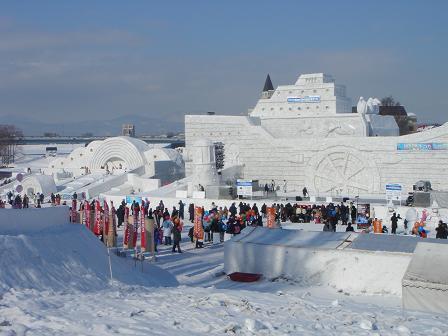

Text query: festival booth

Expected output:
[402,242,448,314]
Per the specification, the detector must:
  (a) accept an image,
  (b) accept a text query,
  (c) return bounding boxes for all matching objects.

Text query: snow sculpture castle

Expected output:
[185,73,448,196]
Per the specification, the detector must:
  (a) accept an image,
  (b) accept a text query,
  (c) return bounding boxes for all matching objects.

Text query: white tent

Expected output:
[402,242,448,314]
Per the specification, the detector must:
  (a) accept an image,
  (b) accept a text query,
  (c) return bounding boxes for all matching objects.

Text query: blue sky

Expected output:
[0,0,447,125]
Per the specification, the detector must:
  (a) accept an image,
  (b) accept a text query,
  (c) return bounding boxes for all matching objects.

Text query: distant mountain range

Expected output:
[0,114,184,136]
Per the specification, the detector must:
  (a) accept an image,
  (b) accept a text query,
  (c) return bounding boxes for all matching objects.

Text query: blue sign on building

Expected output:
[287,95,321,103]
[397,143,448,151]
[126,196,142,204]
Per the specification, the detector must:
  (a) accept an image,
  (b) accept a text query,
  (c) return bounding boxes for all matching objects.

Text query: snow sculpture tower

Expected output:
[260,74,275,99]
[189,140,219,193]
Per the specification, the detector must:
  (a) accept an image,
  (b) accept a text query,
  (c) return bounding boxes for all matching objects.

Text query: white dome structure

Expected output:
[40,136,185,199]
[21,175,57,198]
[88,137,148,171]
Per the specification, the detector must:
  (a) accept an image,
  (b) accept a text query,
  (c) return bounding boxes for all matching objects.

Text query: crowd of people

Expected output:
[1,178,12,186]
[1,191,32,209]
[0,190,72,209]
[3,187,448,242]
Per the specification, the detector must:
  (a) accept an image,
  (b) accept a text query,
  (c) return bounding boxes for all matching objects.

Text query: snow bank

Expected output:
[0,208,177,294]
[225,227,411,295]
[0,206,69,235]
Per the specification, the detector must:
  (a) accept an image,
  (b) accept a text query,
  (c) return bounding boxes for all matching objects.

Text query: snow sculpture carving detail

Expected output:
[357,97,381,114]
[307,146,380,195]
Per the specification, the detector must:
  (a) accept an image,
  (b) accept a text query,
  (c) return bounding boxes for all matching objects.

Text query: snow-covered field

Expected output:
[1,211,448,335]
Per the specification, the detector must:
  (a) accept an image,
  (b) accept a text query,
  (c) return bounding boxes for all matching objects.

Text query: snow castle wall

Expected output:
[0,206,69,235]
[224,227,412,296]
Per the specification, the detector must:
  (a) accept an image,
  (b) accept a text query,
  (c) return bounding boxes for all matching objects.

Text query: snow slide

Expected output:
[0,208,177,295]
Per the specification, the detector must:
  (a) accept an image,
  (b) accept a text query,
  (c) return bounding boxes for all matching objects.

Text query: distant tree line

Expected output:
[0,125,23,166]
[381,96,401,106]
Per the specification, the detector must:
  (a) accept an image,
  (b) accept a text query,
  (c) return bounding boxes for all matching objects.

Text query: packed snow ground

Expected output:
[1,218,448,335]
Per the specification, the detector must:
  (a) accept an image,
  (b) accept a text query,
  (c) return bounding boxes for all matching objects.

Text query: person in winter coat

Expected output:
[188,203,194,222]
[172,221,182,253]
[436,221,448,239]
[162,217,173,245]
[229,203,237,217]
[390,212,401,234]
[188,226,194,242]
[116,202,125,227]
[349,204,356,223]
[261,203,267,217]
[210,214,220,242]
[302,187,308,197]
[22,194,29,208]
[252,203,259,216]
[346,222,354,232]
[171,206,178,218]
[178,200,185,219]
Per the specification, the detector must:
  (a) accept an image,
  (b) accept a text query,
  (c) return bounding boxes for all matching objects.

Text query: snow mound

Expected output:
[0,223,177,294]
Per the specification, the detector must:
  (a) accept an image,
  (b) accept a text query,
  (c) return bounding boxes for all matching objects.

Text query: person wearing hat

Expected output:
[172,218,183,253]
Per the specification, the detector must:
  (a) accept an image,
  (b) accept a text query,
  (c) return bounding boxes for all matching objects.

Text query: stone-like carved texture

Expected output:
[306,146,380,195]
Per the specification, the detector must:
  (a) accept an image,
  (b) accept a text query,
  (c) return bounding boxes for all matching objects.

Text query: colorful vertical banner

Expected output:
[71,199,77,223]
[103,200,110,237]
[140,201,146,251]
[147,217,155,254]
[193,206,204,240]
[93,200,102,236]
[373,218,382,234]
[85,202,91,229]
[132,211,138,248]
[123,207,131,248]
[107,202,117,248]
[267,207,276,228]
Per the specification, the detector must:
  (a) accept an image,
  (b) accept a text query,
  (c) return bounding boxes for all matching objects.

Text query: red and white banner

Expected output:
[71,199,77,223]
[194,206,204,240]
[267,207,276,228]
[85,202,91,230]
[93,200,102,236]
[103,200,110,236]
[132,210,138,247]
[140,201,146,251]
[123,207,131,248]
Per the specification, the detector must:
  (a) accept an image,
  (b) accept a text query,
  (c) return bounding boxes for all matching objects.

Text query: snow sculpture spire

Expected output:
[261,74,274,99]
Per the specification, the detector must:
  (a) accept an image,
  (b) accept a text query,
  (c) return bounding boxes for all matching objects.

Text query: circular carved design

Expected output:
[307,146,379,195]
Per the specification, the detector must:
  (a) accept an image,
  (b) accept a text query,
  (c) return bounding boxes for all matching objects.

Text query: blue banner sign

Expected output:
[126,195,142,204]
[386,184,402,191]
[397,143,448,151]
[287,95,320,103]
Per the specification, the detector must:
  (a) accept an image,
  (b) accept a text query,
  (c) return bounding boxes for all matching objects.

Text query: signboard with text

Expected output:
[397,143,448,151]
[236,179,253,197]
[287,95,320,103]
[385,183,402,201]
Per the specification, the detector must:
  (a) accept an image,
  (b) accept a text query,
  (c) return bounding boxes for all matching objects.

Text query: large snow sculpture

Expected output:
[357,97,381,114]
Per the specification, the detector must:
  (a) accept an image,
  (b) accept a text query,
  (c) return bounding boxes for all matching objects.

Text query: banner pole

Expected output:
[107,247,113,282]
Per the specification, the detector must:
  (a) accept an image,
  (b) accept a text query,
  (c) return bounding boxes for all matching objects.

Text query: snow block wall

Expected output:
[224,227,412,296]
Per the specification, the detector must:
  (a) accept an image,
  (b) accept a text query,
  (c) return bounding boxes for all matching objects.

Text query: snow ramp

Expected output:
[0,207,177,294]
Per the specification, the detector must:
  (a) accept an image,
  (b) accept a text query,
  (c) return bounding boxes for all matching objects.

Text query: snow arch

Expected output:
[88,137,148,171]
[21,175,57,197]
